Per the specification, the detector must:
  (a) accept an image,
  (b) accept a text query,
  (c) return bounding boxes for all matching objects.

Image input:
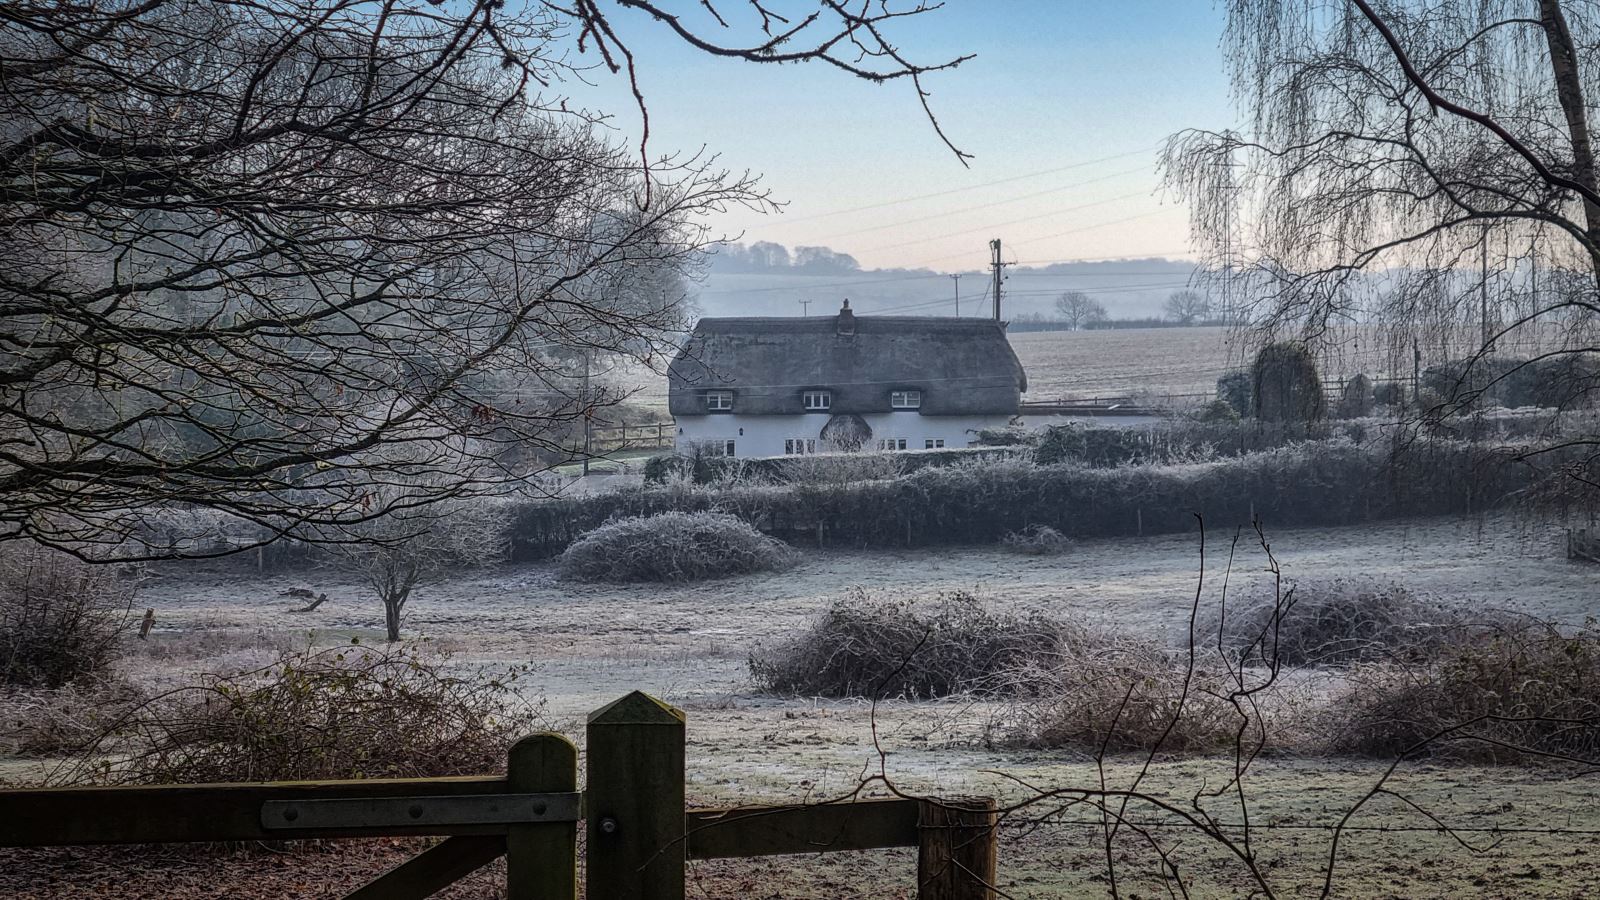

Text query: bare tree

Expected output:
[1164,3,1600,341]
[1162,289,1212,325]
[0,1,970,560]
[1054,291,1108,330]
[319,481,510,642]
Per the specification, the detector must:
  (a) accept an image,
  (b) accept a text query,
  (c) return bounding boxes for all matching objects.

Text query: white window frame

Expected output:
[890,390,922,410]
[802,390,831,411]
[705,440,735,457]
[785,438,818,455]
[925,439,945,449]
[877,438,907,451]
[705,390,733,411]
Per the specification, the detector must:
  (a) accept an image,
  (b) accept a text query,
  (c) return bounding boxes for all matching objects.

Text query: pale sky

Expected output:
[555,2,1237,272]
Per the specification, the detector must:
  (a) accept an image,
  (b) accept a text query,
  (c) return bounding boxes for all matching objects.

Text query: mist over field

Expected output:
[692,241,1201,320]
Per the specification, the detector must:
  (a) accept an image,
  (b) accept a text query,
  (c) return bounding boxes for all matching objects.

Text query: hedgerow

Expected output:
[509,439,1536,559]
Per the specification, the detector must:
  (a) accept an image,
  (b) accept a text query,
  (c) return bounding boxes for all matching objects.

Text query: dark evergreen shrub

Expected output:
[1251,342,1326,422]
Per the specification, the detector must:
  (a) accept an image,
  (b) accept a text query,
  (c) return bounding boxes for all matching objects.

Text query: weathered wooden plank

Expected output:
[684,798,920,859]
[586,691,686,900]
[342,835,506,900]
[916,798,999,900]
[506,733,578,900]
[0,776,513,846]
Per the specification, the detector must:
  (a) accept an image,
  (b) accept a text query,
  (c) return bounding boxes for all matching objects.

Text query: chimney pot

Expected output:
[836,298,856,335]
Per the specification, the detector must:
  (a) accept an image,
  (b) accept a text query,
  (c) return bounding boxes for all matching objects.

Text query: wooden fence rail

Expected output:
[0,690,997,899]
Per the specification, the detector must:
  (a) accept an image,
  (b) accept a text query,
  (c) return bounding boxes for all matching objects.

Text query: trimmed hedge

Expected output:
[509,440,1535,559]
[643,446,1020,485]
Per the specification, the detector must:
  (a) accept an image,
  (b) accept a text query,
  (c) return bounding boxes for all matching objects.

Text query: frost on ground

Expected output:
[10,511,1600,897]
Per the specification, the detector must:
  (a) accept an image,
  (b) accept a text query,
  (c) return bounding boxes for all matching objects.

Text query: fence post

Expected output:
[506,733,578,900]
[917,798,998,900]
[587,691,686,900]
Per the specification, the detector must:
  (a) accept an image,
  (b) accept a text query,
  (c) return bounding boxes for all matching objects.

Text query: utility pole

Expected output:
[989,239,1005,321]
[1412,337,1421,409]
[949,273,962,316]
[798,298,811,316]
[1480,224,1493,352]
[581,349,591,477]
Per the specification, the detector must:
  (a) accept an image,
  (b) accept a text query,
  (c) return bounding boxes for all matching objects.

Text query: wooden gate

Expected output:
[0,691,998,899]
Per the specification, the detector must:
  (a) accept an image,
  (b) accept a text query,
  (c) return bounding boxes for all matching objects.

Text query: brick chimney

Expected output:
[836,298,856,335]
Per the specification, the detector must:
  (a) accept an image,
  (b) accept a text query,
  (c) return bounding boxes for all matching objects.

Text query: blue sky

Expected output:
[554,2,1237,272]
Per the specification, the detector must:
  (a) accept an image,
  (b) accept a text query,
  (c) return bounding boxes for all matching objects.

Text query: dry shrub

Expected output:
[558,511,797,583]
[50,645,544,785]
[1009,642,1252,753]
[748,589,1068,699]
[0,543,136,689]
[1204,577,1509,666]
[0,675,147,757]
[1326,621,1600,762]
[1000,524,1073,555]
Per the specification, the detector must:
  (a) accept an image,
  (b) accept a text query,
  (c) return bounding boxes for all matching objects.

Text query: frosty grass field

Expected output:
[63,513,1600,899]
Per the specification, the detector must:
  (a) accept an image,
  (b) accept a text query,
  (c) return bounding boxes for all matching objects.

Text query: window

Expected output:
[877,438,907,451]
[925,439,945,449]
[784,438,818,455]
[802,390,831,411]
[890,390,922,409]
[705,390,733,411]
[704,440,736,457]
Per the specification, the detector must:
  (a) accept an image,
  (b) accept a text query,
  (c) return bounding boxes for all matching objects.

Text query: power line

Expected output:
[819,166,1152,241]
[857,191,1149,255]
[755,146,1160,227]
[694,271,941,296]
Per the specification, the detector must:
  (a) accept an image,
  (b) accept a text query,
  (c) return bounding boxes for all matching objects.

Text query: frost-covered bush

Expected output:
[1204,577,1510,666]
[50,645,543,785]
[1327,621,1600,762]
[0,544,136,689]
[749,589,1067,698]
[558,511,797,582]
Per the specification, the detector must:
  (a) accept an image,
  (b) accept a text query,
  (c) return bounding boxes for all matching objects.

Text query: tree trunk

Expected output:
[1540,0,1600,283]
[384,594,403,642]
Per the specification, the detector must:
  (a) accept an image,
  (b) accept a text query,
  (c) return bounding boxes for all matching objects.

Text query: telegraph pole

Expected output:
[949,274,962,316]
[581,348,592,477]
[798,298,811,316]
[989,239,1005,321]
[1481,228,1491,351]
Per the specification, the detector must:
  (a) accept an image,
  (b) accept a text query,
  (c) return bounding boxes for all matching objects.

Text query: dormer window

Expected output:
[890,390,922,410]
[803,390,831,411]
[705,390,733,411]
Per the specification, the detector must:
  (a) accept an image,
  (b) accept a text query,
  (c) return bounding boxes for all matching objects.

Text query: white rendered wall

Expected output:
[674,412,1015,458]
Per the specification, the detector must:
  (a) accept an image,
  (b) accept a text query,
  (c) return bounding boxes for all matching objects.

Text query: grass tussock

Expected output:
[49,645,544,785]
[1000,524,1074,556]
[1205,577,1515,666]
[1327,622,1600,763]
[748,589,1068,699]
[557,511,797,583]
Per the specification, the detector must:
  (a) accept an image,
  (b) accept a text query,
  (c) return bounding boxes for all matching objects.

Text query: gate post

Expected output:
[506,733,578,900]
[917,797,999,899]
[586,691,686,900]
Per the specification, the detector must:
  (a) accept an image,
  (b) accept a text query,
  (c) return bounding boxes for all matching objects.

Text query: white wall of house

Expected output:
[674,412,1015,458]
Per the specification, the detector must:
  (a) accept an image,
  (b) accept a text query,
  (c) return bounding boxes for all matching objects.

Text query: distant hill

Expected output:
[690,242,1201,320]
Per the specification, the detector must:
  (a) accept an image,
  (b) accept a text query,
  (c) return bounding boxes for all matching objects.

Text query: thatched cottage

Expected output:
[667,300,1027,458]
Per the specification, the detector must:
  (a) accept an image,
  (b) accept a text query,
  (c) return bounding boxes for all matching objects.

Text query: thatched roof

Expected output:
[668,303,1027,417]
